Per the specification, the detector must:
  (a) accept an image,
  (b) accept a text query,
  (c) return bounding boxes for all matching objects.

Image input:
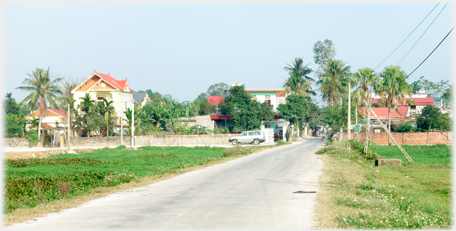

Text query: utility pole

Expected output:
[121,101,123,146]
[131,101,135,147]
[339,96,343,140]
[347,82,351,140]
[67,102,71,150]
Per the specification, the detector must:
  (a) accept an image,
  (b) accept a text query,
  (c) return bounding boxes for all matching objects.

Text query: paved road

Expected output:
[8,138,324,230]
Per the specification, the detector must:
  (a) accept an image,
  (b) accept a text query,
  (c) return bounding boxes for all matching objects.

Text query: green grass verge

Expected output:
[372,144,451,165]
[4,145,270,214]
[315,141,452,229]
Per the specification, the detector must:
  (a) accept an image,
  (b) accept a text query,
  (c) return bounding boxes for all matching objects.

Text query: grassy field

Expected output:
[4,144,277,218]
[314,141,452,229]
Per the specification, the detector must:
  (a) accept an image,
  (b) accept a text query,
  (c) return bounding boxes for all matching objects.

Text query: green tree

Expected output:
[441,84,452,99]
[352,68,379,107]
[277,94,308,125]
[4,93,20,115]
[283,58,315,97]
[220,85,273,131]
[416,105,451,131]
[378,65,412,144]
[313,39,336,70]
[207,82,230,97]
[317,59,351,106]
[16,68,63,143]
[57,81,77,109]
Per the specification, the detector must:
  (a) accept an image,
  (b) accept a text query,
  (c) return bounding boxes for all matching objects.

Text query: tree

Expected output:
[16,68,63,143]
[220,85,274,131]
[4,93,20,115]
[416,106,451,131]
[317,59,351,106]
[313,39,336,69]
[277,94,308,125]
[414,76,451,97]
[207,82,230,98]
[441,84,452,99]
[283,58,315,97]
[352,68,379,106]
[57,81,77,109]
[378,65,412,144]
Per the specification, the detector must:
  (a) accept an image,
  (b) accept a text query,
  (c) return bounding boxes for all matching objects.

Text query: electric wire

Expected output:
[397,3,448,65]
[374,2,441,71]
[406,27,453,78]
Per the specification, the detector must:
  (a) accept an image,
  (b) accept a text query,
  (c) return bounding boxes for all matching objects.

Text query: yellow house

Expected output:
[71,72,135,125]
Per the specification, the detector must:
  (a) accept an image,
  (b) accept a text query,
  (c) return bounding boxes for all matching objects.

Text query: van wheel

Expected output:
[253,139,260,145]
[232,140,238,145]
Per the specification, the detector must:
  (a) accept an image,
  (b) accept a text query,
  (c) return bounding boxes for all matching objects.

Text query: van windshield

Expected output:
[241,132,247,136]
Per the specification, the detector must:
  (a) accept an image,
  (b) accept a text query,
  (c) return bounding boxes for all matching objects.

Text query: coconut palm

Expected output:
[284,58,315,97]
[317,59,351,106]
[57,81,77,109]
[378,65,412,144]
[16,68,62,143]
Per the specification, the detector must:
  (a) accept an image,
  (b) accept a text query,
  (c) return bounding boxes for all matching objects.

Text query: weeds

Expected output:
[314,141,451,229]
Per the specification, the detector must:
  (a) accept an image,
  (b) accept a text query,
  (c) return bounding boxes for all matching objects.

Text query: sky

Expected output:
[3,2,453,104]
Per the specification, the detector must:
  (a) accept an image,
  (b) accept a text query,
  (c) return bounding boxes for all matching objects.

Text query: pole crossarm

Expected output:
[363,100,413,162]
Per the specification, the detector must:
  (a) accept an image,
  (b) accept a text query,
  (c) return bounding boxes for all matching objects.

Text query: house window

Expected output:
[98,97,104,105]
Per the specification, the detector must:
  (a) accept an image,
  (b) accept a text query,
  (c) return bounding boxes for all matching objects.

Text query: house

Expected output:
[358,106,410,122]
[245,89,287,111]
[371,97,434,116]
[71,72,134,125]
[133,92,152,108]
[25,108,67,130]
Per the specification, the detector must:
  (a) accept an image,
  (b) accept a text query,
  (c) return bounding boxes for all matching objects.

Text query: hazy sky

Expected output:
[4,2,453,104]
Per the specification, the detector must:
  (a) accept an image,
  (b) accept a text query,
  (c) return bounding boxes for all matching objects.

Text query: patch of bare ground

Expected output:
[5,145,277,225]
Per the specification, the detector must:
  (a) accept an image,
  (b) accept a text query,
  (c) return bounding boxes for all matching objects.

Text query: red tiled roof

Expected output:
[208,96,223,106]
[41,122,53,128]
[245,89,285,92]
[358,107,403,117]
[371,97,434,106]
[72,72,134,92]
[48,109,67,117]
[396,106,408,117]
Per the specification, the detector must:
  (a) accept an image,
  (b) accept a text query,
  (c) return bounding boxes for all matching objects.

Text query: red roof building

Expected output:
[207,95,224,106]
[358,106,411,121]
[371,97,434,106]
[71,72,136,128]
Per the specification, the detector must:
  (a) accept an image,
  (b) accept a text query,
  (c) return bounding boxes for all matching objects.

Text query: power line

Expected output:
[374,2,441,71]
[397,3,448,65]
[406,27,453,78]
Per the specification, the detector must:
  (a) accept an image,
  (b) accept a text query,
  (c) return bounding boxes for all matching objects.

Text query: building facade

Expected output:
[244,89,287,111]
[71,72,134,125]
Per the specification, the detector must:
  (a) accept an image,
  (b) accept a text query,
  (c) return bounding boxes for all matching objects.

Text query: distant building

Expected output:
[244,89,287,111]
[133,92,152,108]
[25,109,67,130]
[71,72,134,125]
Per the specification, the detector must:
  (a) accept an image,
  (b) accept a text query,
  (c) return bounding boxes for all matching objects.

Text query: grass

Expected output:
[4,144,277,225]
[372,144,451,165]
[314,141,452,229]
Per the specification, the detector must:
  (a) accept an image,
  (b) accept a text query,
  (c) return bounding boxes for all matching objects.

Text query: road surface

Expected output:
[8,138,324,229]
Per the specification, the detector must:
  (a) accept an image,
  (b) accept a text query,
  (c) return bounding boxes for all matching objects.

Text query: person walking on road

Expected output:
[285,131,290,142]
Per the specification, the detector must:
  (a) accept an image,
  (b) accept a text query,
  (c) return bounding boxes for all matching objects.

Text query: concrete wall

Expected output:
[64,134,240,147]
[343,131,453,145]
[4,138,30,148]
[179,115,215,130]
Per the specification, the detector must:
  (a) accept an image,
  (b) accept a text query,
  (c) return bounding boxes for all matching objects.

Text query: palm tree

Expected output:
[78,93,96,137]
[57,81,77,109]
[352,68,380,122]
[317,59,351,106]
[284,58,315,97]
[378,65,412,144]
[16,68,62,143]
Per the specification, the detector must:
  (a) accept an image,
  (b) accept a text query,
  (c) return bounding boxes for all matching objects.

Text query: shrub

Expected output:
[116,145,126,150]
[222,146,252,157]
[25,130,38,147]
[394,121,416,132]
